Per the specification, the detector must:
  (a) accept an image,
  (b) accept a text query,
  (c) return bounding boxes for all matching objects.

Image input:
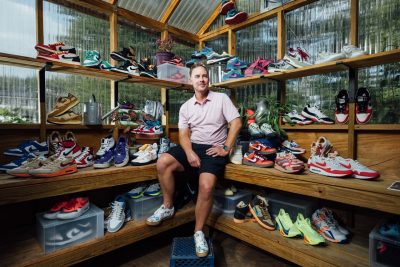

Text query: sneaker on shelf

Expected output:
[335,156,380,180]
[37,51,80,65]
[47,131,63,156]
[63,131,77,142]
[57,197,90,220]
[274,151,305,174]
[158,137,170,157]
[82,50,101,67]
[131,144,158,166]
[194,231,209,258]
[42,199,70,219]
[313,207,350,236]
[185,58,202,68]
[275,209,302,237]
[267,59,295,72]
[283,110,313,125]
[335,89,349,124]
[114,136,129,167]
[0,153,36,172]
[47,110,82,125]
[312,209,348,243]
[146,204,175,226]
[162,56,183,66]
[59,139,82,159]
[96,135,115,157]
[379,220,400,239]
[226,57,248,71]
[28,155,77,177]
[282,140,306,154]
[355,87,372,124]
[93,149,114,169]
[315,51,346,64]
[107,195,127,233]
[222,69,244,81]
[233,200,253,223]
[206,51,232,64]
[7,156,47,177]
[221,0,235,15]
[294,213,325,245]
[111,60,139,75]
[192,46,214,59]
[126,183,147,199]
[135,125,163,136]
[248,195,275,230]
[225,9,248,25]
[75,147,94,168]
[35,41,76,54]
[99,60,114,71]
[4,140,48,157]
[312,136,334,157]
[229,145,243,165]
[283,47,312,68]
[224,184,237,196]
[248,122,264,138]
[244,58,271,77]
[301,104,335,124]
[308,155,353,178]
[47,93,80,118]
[243,151,274,168]
[143,182,162,196]
[342,45,367,58]
[259,123,277,138]
[110,47,136,62]
[248,141,277,155]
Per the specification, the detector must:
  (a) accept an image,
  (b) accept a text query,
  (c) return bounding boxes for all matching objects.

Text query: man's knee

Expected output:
[198,176,216,200]
[157,153,181,173]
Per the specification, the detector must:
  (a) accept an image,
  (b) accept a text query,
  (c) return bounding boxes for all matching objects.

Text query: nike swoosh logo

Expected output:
[66,228,81,238]
[340,163,351,169]
[277,217,290,235]
[60,161,74,167]
[315,161,327,167]
[245,157,257,163]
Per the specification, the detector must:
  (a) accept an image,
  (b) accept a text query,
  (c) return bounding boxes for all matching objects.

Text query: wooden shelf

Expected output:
[0,124,40,130]
[355,124,400,131]
[212,49,400,89]
[207,214,369,267]
[0,204,195,267]
[224,164,400,215]
[45,124,117,130]
[281,124,348,130]
[0,164,157,205]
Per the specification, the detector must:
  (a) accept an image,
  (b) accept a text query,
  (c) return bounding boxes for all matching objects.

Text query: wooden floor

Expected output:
[76,223,296,267]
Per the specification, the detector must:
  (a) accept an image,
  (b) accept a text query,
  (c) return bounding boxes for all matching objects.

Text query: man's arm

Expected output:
[179,128,201,167]
[224,117,242,153]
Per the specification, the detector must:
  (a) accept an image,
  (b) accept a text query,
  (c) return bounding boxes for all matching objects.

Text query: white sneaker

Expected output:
[335,156,380,180]
[146,204,174,226]
[283,110,313,125]
[96,135,115,157]
[342,45,367,58]
[107,196,126,233]
[301,104,335,124]
[248,122,263,137]
[267,59,295,72]
[131,143,157,166]
[283,47,312,68]
[260,123,277,137]
[230,145,243,165]
[315,52,346,64]
[194,231,209,257]
[308,155,353,178]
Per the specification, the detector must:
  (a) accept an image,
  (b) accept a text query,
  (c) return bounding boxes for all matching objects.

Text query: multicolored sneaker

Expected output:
[82,50,101,67]
[0,154,36,172]
[4,140,48,157]
[295,213,325,245]
[158,137,170,157]
[282,140,305,155]
[126,184,147,199]
[99,60,114,71]
[112,60,139,75]
[243,151,274,168]
[267,59,295,72]
[260,123,277,137]
[47,93,80,118]
[284,47,312,68]
[233,201,253,223]
[47,110,82,125]
[248,122,263,138]
[146,204,175,226]
[225,8,248,25]
[57,197,90,220]
[96,135,115,157]
[244,58,271,77]
[143,182,161,196]
[312,209,348,243]
[110,47,136,62]
[226,57,248,71]
[222,69,244,81]
[249,141,277,155]
[75,147,94,168]
[114,136,129,167]
[274,151,305,174]
[220,0,234,15]
[301,104,335,124]
[28,155,77,177]
[94,149,114,169]
[275,209,302,237]
[308,155,352,178]
[192,46,214,59]
[47,131,63,156]
[315,207,350,236]
[37,51,80,65]
[35,41,76,54]
[335,90,349,124]
[283,110,313,125]
[335,156,380,180]
[6,156,46,177]
[248,195,275,230]
[355,87,372,124]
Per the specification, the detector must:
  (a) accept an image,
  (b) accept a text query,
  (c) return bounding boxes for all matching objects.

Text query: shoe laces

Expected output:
[296,47,310,61]
[110,201,124,220]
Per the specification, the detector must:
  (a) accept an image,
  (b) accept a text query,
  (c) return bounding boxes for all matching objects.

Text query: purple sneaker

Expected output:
[94,149,114,169]
[114,136,129,167]
[226,57,248,71]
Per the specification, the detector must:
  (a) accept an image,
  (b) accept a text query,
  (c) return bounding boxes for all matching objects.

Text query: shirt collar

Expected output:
[192,90,214,105]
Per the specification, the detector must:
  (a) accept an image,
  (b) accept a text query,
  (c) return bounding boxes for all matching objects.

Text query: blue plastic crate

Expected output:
[170,237,214,267]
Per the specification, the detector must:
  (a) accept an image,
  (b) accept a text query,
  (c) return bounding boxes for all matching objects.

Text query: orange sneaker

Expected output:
[243,151,274,168]
[29,155,77,177]
[249,141,277,155]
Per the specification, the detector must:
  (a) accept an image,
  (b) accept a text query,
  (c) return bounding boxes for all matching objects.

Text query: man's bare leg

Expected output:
[195,172,217,232]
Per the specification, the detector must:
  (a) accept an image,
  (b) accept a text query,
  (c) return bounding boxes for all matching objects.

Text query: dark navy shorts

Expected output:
[166,143,229,178]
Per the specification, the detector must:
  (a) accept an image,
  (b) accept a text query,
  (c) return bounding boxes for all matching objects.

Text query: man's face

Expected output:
[190,66,209,93]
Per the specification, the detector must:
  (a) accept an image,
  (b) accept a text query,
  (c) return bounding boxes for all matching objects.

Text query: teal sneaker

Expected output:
[83,50,101,67]
[99,60,114,71]
[276,209,302,238]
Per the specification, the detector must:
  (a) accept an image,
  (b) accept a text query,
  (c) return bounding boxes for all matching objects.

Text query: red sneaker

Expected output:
[37,51,80,65]
[35,41,75,54]
[225,9,248,25]
[249,141,277,155]
[43,200,69,219]
[57,197,90,219]
[221,0,235,15]
[243,151,274,168]
[75,147,94,168]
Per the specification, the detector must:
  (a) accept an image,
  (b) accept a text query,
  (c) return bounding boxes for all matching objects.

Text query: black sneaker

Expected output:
[356,87,372,124]
[301,104,335,124]
[248,195,275,230]
[335,90,349,124]
[110,47,136,62]
[139,57,157,78]
[111,60,139,75]
[233,201,253,223]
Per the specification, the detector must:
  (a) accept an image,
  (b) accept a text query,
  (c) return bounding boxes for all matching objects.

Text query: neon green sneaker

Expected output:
[294,213,325,245]
[275,209,302,238]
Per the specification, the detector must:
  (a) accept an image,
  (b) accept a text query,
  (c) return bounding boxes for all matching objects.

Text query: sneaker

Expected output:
[47,93,80,118]
[107,195,127,233]
[315,51,346,64]
[355,87,372,124]
[99,60,114,71]
[275,209,302,237]
[126,184,147,199]
[312,209,348,243]
[57,197,90,220]
[29,155,77,177]
[335,90,349,124]
[111,60,139,75]
[233,201,253,223]
[274,151,305,174]
[282,140,305,154]
[342,45,367,58]
[185,58,202,68]
[192,46,214,59]
[313,207,350,236]
[35,41,76,54]
[259,123,277,137]
[47,110,82,124]
[194,231,209,258]
[82,50,101,67]
[96,135,115,157]
[284,47,312,68]
[37,51,80,65]
[222,69,244,81]
[226,57,248,71]
[221,0,234,15]
[224,184,237,196]
[229,145,243,164]
[7,156,46,177]
[312,136,334,157]
[114,136,129,167]
[131,144,157,166]
[47,131,63,156]
[248,141,277,155]
[42,199,69,219]
[135,125,163,136]
[225,9,248,25]
[59,139,82,159]
[93,149,114,168]
[0,154,36,172]
[283,110,313,125]
[379,220,400,239]
[143,182,161,196]
[244,58,271,77]
[267,59,295,72]
[243,151,274,168]
[110,47,136,62]
[158,137,170,157]
[248,195,275,230]
[248,122,264,138]
[301,104,335,124]
[335,156,380,180]
[294,213,325,245]
[4,140,48,157]
[308,155,353,178]
[146,204,175,226]
[75,147,94,168]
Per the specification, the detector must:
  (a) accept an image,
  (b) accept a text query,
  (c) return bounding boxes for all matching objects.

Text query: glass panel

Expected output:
[0,65,38,123]
[173,39,196,63]
[207,16,225,33]
[205,35,228,54]
[236,0,261,14]
[0,0,36,57]
[168,90,192,125]
[236,84,278,110]
[358,63,400,124]
[118,84,161,111]
[118,0,171,21]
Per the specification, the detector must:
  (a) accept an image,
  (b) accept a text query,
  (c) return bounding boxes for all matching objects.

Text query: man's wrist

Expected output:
[222,145,229,152]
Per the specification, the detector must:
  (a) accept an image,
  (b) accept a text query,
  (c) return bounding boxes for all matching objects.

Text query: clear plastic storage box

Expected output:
[213,189,252,214]
[126,194,163,220]
[369,220,400,267]
[36,203,104,254]
[157,63,190,84]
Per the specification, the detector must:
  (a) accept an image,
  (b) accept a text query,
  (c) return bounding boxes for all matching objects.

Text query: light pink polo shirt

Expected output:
[178,91,240,146]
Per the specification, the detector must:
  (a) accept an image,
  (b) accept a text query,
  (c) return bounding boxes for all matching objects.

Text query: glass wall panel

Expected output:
[173,39,196,63]
[168,90,193,125]
[236,84,278,110]
[207,16,225,33]
[205,36,228,54]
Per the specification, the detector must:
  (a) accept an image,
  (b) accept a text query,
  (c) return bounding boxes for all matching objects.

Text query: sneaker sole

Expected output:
[47,98,80,117]
[308,166,352,178]
[37,55,80,65]
[7,172,31,177]
[31,166,77,177]
[196,251,209,258]
[114,156,129,167]
[131,159,157,166]
[248,204,275,231]
[274,164,304,174]
[145,214,174,226]
[243,161,274,168]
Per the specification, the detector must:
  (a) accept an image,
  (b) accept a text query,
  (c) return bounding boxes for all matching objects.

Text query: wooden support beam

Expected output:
[197,3,222,35]
[165,25,199,43]
[350,0,359,46]
[160,0,181,24]
[36,0,43,44]
[277,11,286,60]
[36,0,46,142]
[228,29,236,55]
[108,0,118,5]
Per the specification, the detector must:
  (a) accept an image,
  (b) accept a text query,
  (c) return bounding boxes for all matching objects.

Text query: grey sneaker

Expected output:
[106,196,126,233]
[194,231,209,257]
[146,204,174,226]
[248,122,263,137]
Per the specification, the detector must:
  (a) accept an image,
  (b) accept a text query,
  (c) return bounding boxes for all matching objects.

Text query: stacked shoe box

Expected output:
[157,63,190,84]
[126,194,163,220]
[213,189,252,215]
[267,191,319,220]
[36,204,104,254]
[369,220,400,267]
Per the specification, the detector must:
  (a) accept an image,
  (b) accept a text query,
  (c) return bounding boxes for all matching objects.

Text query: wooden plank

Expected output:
[338,49,400,69]
[281,124,349,131]
[35,0,43,45]
[0,165,158,205]
[0,124,41,130]
[350,0,359,46]
[45,124,117,130]
[165,25,199,43]
[159,0,181,24]
[109,11,118,66]
[355,124,400,131]
[207,214,369,267]
[224,164,400,214]
[228,29,236,55]
[0,205,195,267]
[197,3,222,35]
[61,0,114,14]
[277,11,285,60]
[109,0,118,4]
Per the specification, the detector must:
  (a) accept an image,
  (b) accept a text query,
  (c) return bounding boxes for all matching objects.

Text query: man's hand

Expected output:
[186,150,201,168]
[206,145,229,157]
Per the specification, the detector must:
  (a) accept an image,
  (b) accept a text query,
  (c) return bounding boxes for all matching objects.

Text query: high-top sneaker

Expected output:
[284,47,312,68]
[106,195,127,233]
[112,60,139,75]
[59,139,82,160]
[35,41,76,55]
[82,50,101,67]
[335,90,349,124]
[114,136,129,167]
[110,47,136,62]
[47,131,63,156]
[233,201,253,223]
[37,51,80,65]
[248,195,275,230]
[355,87,372,124]
[75,147,94,168]
[158,137,170,157]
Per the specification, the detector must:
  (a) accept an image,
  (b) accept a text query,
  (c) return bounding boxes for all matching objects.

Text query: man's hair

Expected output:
[189,62,209,77]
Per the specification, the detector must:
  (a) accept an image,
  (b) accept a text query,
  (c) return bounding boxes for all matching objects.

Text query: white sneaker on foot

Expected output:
[146,204,174,226]
[194,231,209,257]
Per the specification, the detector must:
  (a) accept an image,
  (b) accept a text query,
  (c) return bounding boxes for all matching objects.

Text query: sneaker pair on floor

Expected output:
[35,41,80,65]
[43,197,90,220]
[126,182,161,199]
[94,136,129,168]
[47,93,82,125]
[335,88,372,124]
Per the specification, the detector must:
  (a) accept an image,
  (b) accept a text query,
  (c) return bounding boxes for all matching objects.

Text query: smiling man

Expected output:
[146,62,242,257]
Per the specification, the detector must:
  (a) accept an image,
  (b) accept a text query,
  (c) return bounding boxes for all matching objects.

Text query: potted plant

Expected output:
[155,37,175,66]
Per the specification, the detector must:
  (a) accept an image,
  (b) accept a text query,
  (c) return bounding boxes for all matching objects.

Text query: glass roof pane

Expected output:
[118,0,171,21]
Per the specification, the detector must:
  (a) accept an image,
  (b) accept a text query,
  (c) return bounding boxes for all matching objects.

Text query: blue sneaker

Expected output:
[222,69,244,81]
[93,149,114,169]
[186,58,202,67]
[226,57,248,71]
[114,136,129,167]
[192,47,214,59]
[379,221,400,239]
[0,154,36,171]
[4,140,48,157]
[144,182,161,196]
[82,50,101,67]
